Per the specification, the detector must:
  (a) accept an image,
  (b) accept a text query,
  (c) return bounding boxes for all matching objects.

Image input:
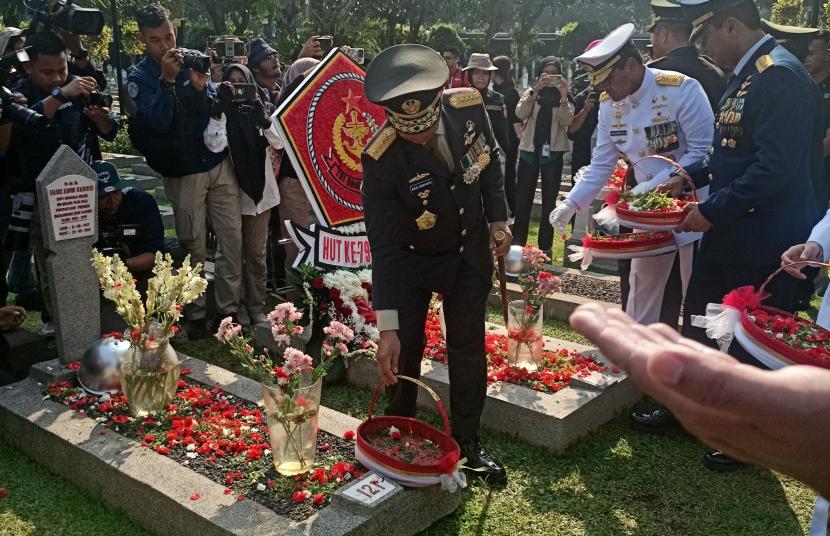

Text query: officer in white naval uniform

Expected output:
[550,23,714,325]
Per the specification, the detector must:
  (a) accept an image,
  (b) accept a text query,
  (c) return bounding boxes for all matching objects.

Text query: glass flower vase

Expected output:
[120,324,180,417]
[506,300,544,368]
[263,374,322,476]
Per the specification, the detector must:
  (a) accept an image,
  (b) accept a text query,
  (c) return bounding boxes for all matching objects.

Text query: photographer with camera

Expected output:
[204,64,281,326]
[128,4,242,339]
[8,30,118,331]
[92,160,166,331]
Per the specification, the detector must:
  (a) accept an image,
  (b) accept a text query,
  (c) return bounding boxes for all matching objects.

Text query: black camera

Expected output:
[96,224,140,259]
[178,48,211,74]
[0,86,48,127]
[0,48,29,85]
[229,83,256,102]
[3,192,36,251]
[75,90,113,109]
[210,36,245,64]
[29,0,105,36]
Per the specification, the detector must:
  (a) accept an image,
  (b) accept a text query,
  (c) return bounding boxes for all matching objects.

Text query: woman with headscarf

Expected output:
[204,64,281,325]
[512,56,574,256]
[492,55,521,218]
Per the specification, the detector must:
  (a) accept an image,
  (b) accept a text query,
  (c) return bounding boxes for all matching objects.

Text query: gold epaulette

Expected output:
[756,55,774,73]
[655,72,684,86]
[446,88,483,109]
[599,91,609,103]
[364,125,396,160]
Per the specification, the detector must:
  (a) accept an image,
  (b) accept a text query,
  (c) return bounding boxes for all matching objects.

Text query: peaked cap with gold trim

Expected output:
[575,23,638,86]
[667,0,755,42]
[364,44,449,134]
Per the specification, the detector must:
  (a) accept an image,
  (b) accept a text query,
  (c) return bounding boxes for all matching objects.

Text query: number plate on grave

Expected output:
[341,473,395,505]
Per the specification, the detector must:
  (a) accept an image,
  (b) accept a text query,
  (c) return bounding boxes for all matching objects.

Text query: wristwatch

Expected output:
[51,87,69,103]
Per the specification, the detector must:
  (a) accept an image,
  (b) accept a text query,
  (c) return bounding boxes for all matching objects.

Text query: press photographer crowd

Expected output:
[7,0,830,529]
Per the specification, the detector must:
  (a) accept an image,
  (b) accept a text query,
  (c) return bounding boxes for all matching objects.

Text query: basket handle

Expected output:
[622,154,697,200]
[757,260,830,298]
[367,375,452,440]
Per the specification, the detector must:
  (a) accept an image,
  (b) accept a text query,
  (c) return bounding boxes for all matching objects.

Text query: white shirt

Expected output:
[733,34,774,77]
[566,67,714,246]
[204,113,283,216]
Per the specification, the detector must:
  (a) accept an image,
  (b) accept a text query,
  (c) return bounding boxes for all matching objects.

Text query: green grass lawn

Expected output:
[524,218,567,266]
[0,315,817,535]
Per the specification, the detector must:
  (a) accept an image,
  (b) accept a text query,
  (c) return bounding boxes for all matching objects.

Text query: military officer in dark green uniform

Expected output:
[361,44,512,484]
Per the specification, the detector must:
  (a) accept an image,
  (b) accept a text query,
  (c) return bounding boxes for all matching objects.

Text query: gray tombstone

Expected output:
[35,146,100,363]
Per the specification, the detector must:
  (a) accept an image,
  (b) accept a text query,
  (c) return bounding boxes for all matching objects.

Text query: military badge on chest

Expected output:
[645,115,679,154]
[409,172,437,230]
[460,132,491,185]
[718,97,745,149]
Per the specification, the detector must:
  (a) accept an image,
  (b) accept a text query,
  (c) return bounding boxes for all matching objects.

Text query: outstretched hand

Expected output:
[569,303,830,498]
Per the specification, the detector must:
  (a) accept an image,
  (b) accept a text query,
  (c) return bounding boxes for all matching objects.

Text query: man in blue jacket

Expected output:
[672,0,821,469]
[127,4,242,338]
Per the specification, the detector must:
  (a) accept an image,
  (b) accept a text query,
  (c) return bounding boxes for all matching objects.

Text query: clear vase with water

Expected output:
[120,323,180,417]
[262,374,322,476]
[506,300,544,368]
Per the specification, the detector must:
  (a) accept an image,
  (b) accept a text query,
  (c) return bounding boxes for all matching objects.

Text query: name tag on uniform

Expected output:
[610,130,627,137]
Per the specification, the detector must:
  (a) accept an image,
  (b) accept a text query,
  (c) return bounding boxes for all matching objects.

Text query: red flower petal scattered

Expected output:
[190,493,201,500]
[312,493,325,505]
[292,490,310,503]
[0,488,7,497]
[65,361,81,371]
[343,430,355,441]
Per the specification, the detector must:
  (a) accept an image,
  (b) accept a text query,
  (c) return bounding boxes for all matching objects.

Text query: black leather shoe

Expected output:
[456,437,507,486]
[630,407,676,431]
[703,450,745,472]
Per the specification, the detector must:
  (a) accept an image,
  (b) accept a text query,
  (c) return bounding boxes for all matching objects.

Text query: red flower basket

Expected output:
[355,375,463,490]
[613,155,697,231]
[582,231,676,259]
[734,261,830,370]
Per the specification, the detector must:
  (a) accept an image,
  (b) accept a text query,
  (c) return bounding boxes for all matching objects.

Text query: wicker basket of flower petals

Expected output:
[568,231,677,271]
[602,154,697,231]
[356,375,466,492]
[731,261,830,370]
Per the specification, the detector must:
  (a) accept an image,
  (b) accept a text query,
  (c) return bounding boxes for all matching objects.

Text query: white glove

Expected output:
[550,199,578,235]
[629,181,653,195]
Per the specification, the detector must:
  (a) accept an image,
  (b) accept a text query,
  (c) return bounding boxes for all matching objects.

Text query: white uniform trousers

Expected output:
[626,243,694,325]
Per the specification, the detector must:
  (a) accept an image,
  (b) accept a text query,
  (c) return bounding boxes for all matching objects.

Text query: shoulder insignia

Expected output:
[365,125,396,161]
[655,73,684,86]
[599,91,609,103]
[756,55,774,73]
[447,88,483,109]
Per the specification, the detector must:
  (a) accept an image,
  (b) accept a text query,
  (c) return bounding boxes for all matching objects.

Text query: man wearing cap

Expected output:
[246,38,282,105]
[94,160,165,275]
[670,0,819,470]
[361,44,511,484]
[550,23,714,328]
[648,0,726,112]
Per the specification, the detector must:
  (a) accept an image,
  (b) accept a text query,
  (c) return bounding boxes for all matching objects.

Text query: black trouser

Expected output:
[512,152,564,252]
[385,259,489,440]
[504,148,518,217]
[682,255,800,367]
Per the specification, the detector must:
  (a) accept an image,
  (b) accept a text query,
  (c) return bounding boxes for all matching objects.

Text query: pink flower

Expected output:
[282,348,313,375]
[214,316,241,342]
[267,302,303,325]
[324,321,355,342]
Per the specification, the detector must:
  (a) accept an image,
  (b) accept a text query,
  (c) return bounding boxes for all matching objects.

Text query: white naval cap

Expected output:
[575,23,637,86]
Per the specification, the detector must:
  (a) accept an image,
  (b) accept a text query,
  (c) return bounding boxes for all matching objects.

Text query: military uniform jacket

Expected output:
[647,46,726,113]
[567,68,714,246]
[361,88,508,312]
[482,88,510,157]
[699,37,820,266]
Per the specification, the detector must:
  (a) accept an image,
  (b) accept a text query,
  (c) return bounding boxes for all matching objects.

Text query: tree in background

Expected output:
[427,23,465,57]
[558,20,608,60]
[771,0,805,25]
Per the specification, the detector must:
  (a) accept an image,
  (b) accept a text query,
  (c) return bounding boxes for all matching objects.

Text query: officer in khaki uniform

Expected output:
[361,44,511,484]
